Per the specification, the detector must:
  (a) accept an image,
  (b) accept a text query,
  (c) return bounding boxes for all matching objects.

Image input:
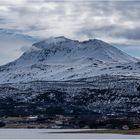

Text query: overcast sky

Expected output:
[0,0,140,63]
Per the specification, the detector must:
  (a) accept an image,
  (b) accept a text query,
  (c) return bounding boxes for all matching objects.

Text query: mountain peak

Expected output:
[41,36,71,43]
[18,36,138,66]
[29,37,138,64]
[54,36,69,40]
[33,36,74,49]
[82,38,111,47]
[49,36,71,42]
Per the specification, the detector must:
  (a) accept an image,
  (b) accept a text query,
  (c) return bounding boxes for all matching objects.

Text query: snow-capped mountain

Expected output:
[0,28,39,65]
[0,36,139,84]
[1,36,140,125]
[19,36,138,64]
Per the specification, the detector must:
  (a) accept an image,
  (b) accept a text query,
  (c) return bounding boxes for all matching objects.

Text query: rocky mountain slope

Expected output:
[0,75,140,117]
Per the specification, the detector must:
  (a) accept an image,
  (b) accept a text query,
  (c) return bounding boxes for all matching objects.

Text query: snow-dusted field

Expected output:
[0,129,140,139]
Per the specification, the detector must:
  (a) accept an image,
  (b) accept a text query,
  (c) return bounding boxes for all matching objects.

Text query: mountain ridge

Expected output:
[0,36,139,84]
[19,36,139,64]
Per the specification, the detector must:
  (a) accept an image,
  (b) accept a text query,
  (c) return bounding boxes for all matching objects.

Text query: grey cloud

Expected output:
[114,27,140,40]
[0,1,140,43]
[0,18,8,24]
[77,25,140,41]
